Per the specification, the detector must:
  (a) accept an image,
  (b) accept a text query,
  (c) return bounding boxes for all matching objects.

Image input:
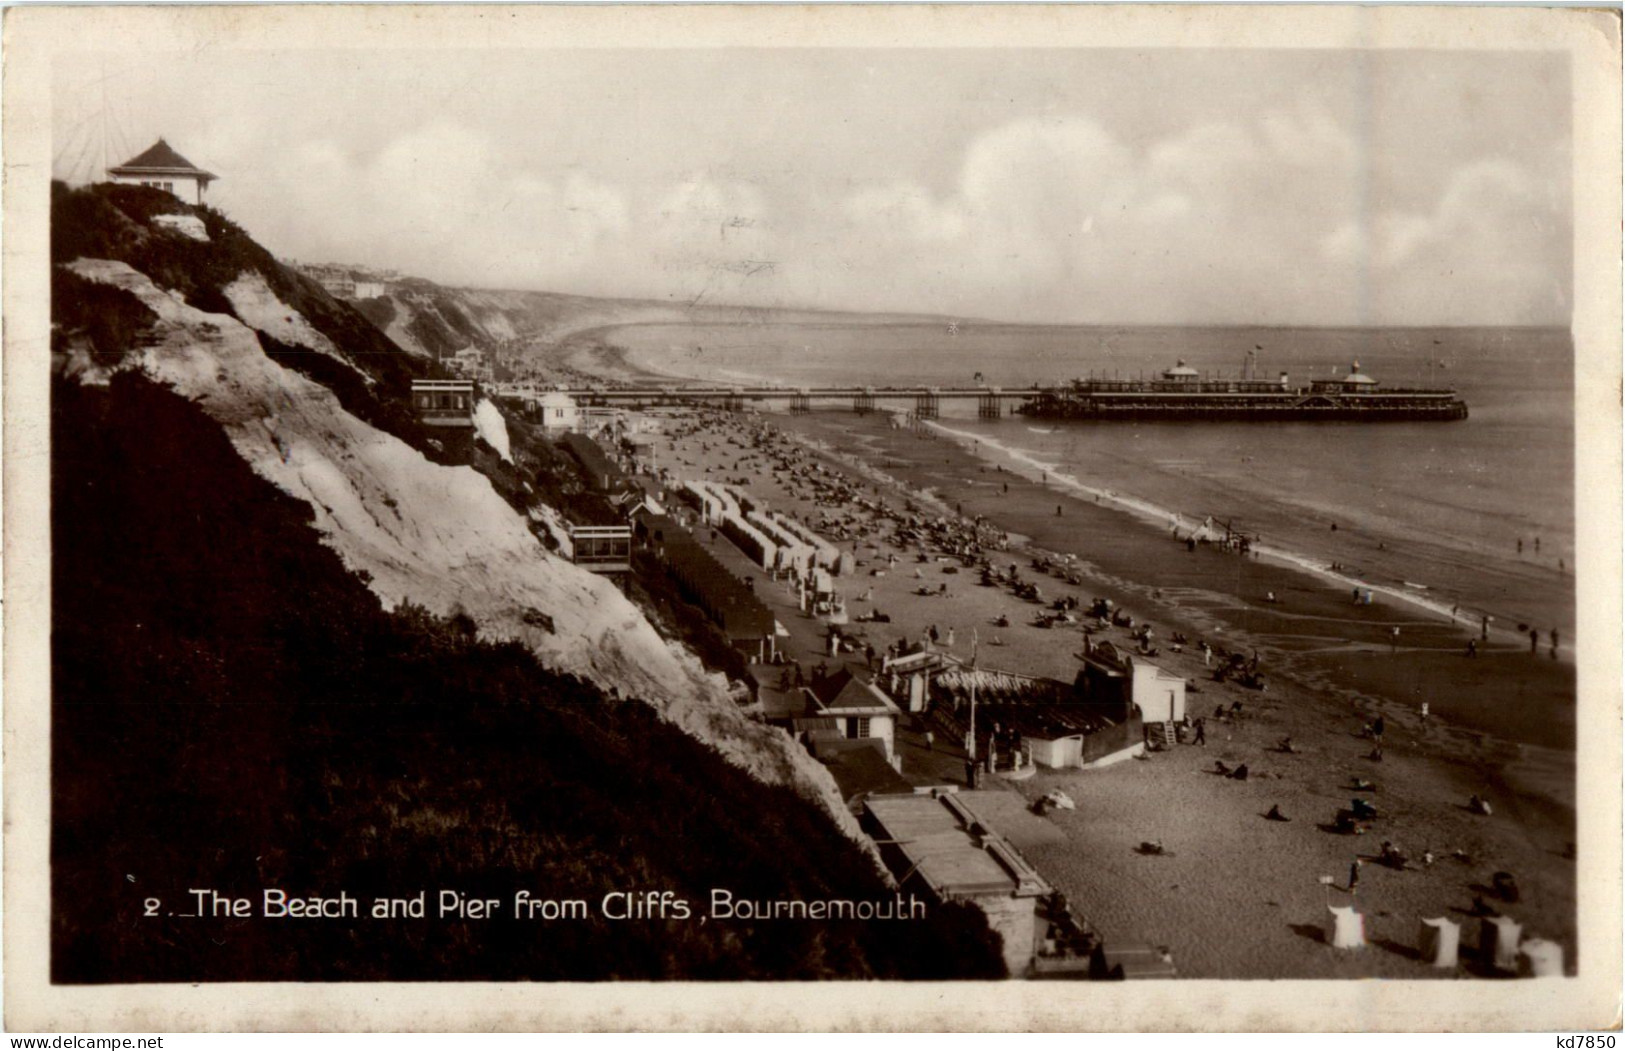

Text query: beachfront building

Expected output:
[560,522,632,576]
[805,669,899,760]
[537,390,581,434]
[925,661,1146,770]
[1077,640,1185,725]
[107,139,218,205]
[862,791,1052,976]
[410,379,476,427]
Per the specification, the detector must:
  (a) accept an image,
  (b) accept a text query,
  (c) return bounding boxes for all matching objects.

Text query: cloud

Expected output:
[1320,158,1569,324]
[197,109,1567,326]
[806,107,1566,325]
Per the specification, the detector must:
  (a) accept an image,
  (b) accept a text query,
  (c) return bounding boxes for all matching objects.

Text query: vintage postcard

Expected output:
[4,2,1620,1033]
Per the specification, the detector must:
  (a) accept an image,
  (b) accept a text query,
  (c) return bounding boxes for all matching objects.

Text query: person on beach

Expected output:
[1420,702,1429,725]
[1466,639,1478,658]
[1194,718,1206,746]
[1531,628,1540,654]
[1349,859,1362,895]
[1481,615,1491,641]
[925,731,935,751]
[1550,628,1560,659]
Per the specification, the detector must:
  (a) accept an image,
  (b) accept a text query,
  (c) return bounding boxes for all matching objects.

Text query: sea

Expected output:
[600,321,1576,638]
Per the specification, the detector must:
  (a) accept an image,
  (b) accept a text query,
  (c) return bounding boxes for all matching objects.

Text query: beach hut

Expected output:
[1418,917,1461,968]
[1479,916,1523,973]
[1327,905,1365,949]
[1026,732,1085,770]
[1520,939,1564,978]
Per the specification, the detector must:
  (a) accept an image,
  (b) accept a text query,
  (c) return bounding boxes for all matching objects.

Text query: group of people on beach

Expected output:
[640,405,1574,974]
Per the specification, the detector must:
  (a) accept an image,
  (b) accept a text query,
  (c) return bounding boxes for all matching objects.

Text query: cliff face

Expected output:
[52,183,858,834]
[345,272,959,366]
[349,282,700,359]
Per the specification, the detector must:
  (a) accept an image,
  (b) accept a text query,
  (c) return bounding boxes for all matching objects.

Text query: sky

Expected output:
[54,48,1572,327]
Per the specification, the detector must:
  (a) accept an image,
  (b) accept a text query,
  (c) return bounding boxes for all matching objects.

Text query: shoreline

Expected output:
[924,418,1570,651]
[776,410,1575,760]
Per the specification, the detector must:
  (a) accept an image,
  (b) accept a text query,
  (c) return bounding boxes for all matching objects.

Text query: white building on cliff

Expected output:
[107,139,218,205]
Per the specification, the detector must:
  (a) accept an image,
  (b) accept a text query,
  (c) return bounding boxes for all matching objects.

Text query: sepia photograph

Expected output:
[4,2,1620,1033]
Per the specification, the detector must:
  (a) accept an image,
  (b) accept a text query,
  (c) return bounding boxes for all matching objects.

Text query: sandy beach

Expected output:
[640,405,1576,978]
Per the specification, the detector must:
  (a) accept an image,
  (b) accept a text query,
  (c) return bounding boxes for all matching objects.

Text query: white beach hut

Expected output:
[1418,917,1461,968]
[1327,905,1365,949]
[1479,916,1523,973]
[1520,939,1564,978]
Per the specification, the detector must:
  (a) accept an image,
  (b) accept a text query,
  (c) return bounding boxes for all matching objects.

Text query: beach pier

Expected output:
[914,388,941,420]
[853,388,876,415]
[978,387,1003,419]
[790,389,812,414]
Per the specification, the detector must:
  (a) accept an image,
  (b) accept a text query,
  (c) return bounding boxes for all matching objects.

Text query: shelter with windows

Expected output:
[410,379,476,427]
[107,139,217,205]
[561,523,632,575]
